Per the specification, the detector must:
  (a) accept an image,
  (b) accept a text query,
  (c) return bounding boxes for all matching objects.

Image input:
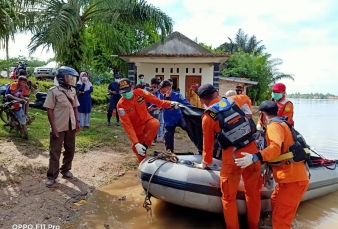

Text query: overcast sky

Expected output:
[1,0,337,95]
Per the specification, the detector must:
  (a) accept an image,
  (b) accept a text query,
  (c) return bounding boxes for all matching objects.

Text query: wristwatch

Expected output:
[252,154,259,163]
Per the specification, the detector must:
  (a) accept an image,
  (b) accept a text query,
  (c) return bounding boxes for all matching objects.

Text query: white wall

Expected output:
[136,63,214,97]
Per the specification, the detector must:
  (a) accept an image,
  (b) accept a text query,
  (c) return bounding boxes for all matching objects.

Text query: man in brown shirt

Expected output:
[43,66,80,187]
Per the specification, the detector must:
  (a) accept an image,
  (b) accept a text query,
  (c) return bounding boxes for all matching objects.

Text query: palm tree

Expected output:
[216,29,265,55]
[28,0,173,72]
[0,0,36,76]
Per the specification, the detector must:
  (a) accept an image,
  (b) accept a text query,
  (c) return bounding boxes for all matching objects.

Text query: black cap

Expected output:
[158,80,171,89]
[168,78,173,82]
[197,84,217,98]
[258,100,278,115]
[114,73,121,79]
[118,79,132,93]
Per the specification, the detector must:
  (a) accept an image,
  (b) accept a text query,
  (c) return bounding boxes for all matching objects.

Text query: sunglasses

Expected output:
[150,86,158,88]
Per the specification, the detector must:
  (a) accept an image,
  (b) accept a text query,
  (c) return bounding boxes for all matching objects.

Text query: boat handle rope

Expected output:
[143,150,179,222]
[143,161,169,223]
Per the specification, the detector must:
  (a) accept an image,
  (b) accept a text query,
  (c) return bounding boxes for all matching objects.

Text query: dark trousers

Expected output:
[47,130,76,180]
[164,118,187,152]
[107,102,119,123]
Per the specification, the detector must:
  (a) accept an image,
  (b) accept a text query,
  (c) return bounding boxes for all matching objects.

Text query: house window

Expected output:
[170,75,179,91]
[170,68,173,73]
[162,68,164,73]
[155,68,158,73]
[177,68,179,73]
[192,68,195,73]
[186,68,189,73]
[199,68,202,73]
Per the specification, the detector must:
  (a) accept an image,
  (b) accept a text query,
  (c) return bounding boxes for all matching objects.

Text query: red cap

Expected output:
[272,83,286,92]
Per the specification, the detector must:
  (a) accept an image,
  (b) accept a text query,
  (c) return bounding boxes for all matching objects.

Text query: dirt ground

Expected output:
[0,128,197,229]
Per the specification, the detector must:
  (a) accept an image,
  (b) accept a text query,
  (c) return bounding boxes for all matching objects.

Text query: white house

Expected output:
[119,32,230,101]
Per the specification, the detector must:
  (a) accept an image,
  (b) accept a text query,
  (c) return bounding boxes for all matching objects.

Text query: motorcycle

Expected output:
[0,84,9,103]
[0,100,35,139]
[29,91,47,110]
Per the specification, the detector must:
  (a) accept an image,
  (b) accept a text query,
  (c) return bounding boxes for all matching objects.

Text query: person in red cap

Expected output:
[257,82,294,130]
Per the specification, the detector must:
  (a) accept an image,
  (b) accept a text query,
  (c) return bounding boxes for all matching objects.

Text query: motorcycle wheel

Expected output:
[20,124,29,139]
[0,108,10,124]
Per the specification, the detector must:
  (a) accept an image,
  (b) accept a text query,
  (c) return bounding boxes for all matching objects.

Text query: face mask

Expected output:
[115,79,121,83]
[122,91,133,99]
[140,79,145,83]
[236,89,242,95]
[271,92,283,100]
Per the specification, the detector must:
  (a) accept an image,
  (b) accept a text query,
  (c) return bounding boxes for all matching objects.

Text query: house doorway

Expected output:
[155,75,164,81]
[170,75,179,91]
[185,75,201,101]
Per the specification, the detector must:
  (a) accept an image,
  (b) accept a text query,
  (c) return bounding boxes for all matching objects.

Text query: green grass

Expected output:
[0,107,124,154]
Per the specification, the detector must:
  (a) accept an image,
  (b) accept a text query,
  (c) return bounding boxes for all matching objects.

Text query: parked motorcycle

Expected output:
[0,100,34,139]
[0,84,9,103]
[29,91,47,110]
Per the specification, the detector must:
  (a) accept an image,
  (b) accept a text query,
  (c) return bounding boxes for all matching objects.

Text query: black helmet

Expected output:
[56,66,79,86]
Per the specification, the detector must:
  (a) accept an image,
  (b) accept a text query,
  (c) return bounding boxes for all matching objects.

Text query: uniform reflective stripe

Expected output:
[268,148,310,163]
[224,122,252,142]
[223,112,240,122]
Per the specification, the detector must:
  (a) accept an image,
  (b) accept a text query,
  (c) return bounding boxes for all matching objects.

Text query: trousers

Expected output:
[271,180,309,229]
[131,118,159,163]
[47,130,76,180]
[220,158,262,229]
[164,117,187,152]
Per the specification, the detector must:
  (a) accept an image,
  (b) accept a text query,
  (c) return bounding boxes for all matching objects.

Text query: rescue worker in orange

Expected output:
[257,82,294,130]
[117,79,180,163]
[235,100,309,229]
[193,84,262,229]
[225,88,253,118]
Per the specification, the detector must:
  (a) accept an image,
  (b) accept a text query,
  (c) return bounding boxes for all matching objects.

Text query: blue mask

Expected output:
[271,92,283,100]
[122,91,133,99]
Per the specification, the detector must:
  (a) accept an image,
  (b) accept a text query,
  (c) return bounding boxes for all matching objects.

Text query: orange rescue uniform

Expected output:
[202,97,262,229]
[258,97,294,127]
[117,88,172,163]
[276,98,294,126]
[260,121,309,229]
[231,94,253,118]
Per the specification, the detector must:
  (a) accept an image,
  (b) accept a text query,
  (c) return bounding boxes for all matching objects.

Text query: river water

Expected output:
[72,99,338,229]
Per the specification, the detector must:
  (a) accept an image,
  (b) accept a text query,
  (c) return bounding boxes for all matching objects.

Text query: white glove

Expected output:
[135,143,146,156]
[192,162,207,169]
[170,102,180,109]
[256,123,262,131]
[234,152,253,168]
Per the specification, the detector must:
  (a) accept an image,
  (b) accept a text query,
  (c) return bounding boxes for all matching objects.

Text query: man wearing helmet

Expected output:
[256,82,294,130]
[43,66,81,187]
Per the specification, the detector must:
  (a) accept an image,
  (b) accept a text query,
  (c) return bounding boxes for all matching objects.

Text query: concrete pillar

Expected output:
[127,62,136,84]
[213,63,220,89]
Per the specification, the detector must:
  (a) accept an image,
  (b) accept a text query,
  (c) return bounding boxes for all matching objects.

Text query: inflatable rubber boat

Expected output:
[137,154,338,215]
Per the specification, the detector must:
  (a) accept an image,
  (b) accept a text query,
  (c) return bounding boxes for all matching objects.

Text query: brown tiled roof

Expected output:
[118,53,230,57]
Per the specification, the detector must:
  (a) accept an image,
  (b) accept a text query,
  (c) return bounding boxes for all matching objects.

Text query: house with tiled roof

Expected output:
[119,31,230,100]
[218,77,258,96]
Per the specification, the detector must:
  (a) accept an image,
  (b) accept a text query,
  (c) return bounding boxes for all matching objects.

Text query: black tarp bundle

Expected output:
[179,105,222,159]
[179,105,205,153]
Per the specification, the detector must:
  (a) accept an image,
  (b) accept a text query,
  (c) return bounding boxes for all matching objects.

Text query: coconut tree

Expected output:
[216,29,266,55]
[28,0,173,72]
[0,0,37,75]
[222,50,294,104]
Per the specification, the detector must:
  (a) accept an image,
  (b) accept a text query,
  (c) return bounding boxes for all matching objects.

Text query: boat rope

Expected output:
[143,150,179,222]
[310,148,337,170]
